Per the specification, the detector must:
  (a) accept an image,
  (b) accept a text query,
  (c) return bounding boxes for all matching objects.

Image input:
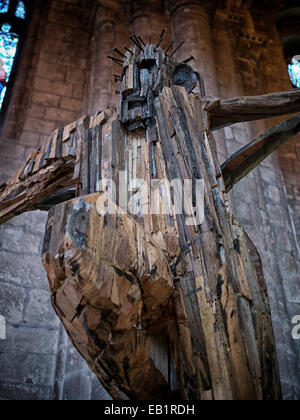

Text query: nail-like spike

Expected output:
[154,29,166,51]
[154,38,163,51]
[107,56,123,63]
[133,35,143,49]
[165,41,174,54]
[183,55,194,64]
[113,74,121,82]
[116,90,120,94]
[107,56,123,67]
[124,45,134,55]
[138,36,146,47]
[113,47,126,59]
[130,35,143,50]
[159,29,166,40]
[170,41,185,57]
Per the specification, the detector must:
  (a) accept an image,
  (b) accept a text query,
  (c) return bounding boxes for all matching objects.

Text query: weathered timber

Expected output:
[222,113,300,193]
[0,125,81,225]
[42,194,175,400]
[0,42,288,401]
[0,158,76,225]
[210,88,300,130]
[154,86,280,400]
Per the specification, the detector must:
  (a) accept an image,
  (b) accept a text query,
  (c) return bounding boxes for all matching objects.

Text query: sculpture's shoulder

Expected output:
[159,86,220,113]
[61,105,119,141]
[89,104,119,129]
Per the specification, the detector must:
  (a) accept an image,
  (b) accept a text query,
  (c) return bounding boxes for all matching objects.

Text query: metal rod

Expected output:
[113,47,126,59]
[133,34,142,47]
[107,56,123,67]
[183,55,194,64]
[138,36,146,47]
[154,29,166,51]
[170,41,185,57]
[154,38,163,51]
[107,56,123,64]
[165,41,174,54]
[130,35,143,50]
[159,29,166,41]
[124,45,134,55]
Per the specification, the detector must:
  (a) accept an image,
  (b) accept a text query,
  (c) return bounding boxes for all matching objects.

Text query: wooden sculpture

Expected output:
[1,34,300,400]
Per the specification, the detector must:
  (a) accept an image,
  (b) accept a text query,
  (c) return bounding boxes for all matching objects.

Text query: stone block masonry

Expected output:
[0,0,111,400]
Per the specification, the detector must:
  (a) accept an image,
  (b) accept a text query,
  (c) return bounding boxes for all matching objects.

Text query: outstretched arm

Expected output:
[221,113,300,193]
[0,118,89,225]
[209,88,300,130]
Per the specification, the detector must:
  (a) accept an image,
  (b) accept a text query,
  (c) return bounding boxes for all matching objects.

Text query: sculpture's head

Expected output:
[109,32,201,133]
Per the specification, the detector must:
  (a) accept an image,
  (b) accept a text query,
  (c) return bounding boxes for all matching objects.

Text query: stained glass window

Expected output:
[288,56,300,88]
[15,1,25,19]
[0,1,9,14]
[0,23,19,109]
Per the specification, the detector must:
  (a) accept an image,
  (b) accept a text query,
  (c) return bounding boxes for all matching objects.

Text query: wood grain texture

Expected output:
[210,88,300,130]
[42,194,175,400]
[222,113,300,192]
[0,79,285,400]
[39,86,282,400]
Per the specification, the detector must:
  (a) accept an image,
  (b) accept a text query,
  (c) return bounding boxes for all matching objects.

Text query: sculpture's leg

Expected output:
[42,194,175,400]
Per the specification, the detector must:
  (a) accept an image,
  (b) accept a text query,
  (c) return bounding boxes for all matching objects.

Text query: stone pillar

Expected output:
[166,0,218,96]
[127,0,172,47]
[89,3,117,114]
[166,0,229,176]
[128,0,151,41]
[214,3,300,399]
[213,10,244,99]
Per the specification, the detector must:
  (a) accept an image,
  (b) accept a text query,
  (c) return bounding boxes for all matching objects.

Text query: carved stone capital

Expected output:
[215,4,268,92]
[165,0,218,20]
[96,1,116,27]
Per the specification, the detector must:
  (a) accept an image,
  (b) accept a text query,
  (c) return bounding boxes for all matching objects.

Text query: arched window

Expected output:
[288,56,300,88]
[0,0,29,113]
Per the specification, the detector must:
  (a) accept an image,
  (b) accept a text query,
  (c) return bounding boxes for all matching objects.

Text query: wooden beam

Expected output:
[221,113,300,193]
[33,188,76,211]
[0,159,77,225]
[210,88,300,130]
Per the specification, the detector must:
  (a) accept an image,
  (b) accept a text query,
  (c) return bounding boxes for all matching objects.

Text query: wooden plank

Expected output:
[222,113,300,193]
[42,194,175,400]
[210,88,300,130]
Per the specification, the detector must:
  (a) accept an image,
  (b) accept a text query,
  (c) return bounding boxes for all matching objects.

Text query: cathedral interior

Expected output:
[0,0,299,400]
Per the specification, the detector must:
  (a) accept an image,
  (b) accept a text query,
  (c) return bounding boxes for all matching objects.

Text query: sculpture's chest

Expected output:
[73,86,222,234]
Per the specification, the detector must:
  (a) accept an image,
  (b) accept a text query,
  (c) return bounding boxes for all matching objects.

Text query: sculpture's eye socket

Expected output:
[139,59,156,70]
[172,63,197,93]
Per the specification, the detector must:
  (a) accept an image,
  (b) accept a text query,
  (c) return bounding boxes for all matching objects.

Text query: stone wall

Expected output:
[0,0,299,400]
[0,0,110,400]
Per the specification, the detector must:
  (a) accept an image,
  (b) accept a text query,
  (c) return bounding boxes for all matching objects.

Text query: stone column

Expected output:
[127,0,172,47]
[214,3,300,399]
[89,3,117,114]
[166,0,229,174]
[166,0,219,96]
[213,10,243,99]
[128,0,151,41]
